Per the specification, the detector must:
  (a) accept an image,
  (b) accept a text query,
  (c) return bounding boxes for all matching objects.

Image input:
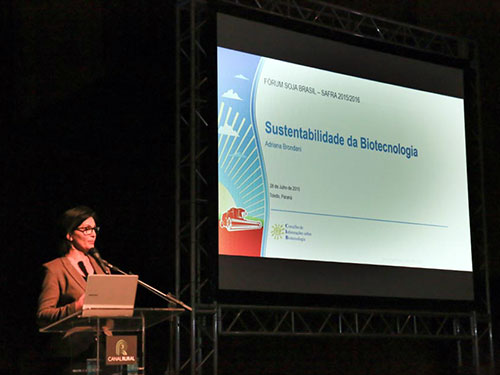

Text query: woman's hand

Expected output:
[75,293,85,311]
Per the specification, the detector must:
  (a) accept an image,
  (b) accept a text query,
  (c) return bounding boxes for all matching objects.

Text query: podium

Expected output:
[40,308,184,374]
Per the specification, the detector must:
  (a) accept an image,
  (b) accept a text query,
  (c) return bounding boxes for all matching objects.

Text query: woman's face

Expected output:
[66,216,97,253]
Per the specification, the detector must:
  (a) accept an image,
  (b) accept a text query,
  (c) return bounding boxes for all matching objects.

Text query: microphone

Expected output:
[88,247,110,274]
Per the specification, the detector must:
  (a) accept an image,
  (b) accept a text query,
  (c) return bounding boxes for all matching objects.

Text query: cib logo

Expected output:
[271,224,285,240]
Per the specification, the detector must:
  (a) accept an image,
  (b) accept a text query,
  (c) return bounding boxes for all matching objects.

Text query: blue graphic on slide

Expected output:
[218,47,269,256]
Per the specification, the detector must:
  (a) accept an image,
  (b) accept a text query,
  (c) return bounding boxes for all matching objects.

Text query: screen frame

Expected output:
[211,6,479,310]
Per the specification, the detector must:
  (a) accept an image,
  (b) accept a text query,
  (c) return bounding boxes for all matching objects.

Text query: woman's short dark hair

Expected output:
[57,206,97,255]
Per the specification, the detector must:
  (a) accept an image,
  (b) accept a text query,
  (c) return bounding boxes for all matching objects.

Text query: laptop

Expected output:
[81,274,138,317]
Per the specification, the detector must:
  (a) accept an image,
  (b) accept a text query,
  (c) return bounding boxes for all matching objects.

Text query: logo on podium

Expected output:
[106,336,137,365]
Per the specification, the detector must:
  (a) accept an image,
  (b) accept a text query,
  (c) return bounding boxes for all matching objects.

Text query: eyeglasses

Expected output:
[75,226,100,235]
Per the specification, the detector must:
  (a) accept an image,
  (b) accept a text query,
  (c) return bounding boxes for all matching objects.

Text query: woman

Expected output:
[37,206,109,372]
[37,205,108,325]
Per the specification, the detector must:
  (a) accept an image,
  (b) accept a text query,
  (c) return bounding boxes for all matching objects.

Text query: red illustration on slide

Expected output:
[220,207,262,231]
[219,207,263,257]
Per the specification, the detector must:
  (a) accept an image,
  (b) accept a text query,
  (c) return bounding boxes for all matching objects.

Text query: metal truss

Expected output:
[173,0,215,374]
[460,44,495,373]
[219,305,477,339]
[218,305,493,372]
[174,0,493,374]
[217,0,470,59]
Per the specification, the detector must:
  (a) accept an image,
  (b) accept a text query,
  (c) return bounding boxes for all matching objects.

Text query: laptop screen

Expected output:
[82,274,138,317]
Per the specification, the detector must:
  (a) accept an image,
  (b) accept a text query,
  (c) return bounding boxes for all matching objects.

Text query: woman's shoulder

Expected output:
[43,256,68,270]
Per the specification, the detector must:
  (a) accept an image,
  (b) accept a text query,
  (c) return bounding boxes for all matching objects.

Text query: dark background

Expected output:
[3,0,500,374]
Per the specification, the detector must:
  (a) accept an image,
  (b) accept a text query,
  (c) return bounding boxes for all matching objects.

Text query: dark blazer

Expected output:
[37,255,107,357]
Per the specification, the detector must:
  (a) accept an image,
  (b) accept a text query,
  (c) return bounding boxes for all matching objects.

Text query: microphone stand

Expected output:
[102,259,192,312]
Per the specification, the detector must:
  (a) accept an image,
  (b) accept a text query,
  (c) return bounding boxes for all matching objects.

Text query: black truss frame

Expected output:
[173,0,494,374]
[218,305,479,339]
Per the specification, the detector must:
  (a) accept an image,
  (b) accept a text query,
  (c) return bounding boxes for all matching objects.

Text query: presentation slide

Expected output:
[218,46,471,271]
[217,13,473,301]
